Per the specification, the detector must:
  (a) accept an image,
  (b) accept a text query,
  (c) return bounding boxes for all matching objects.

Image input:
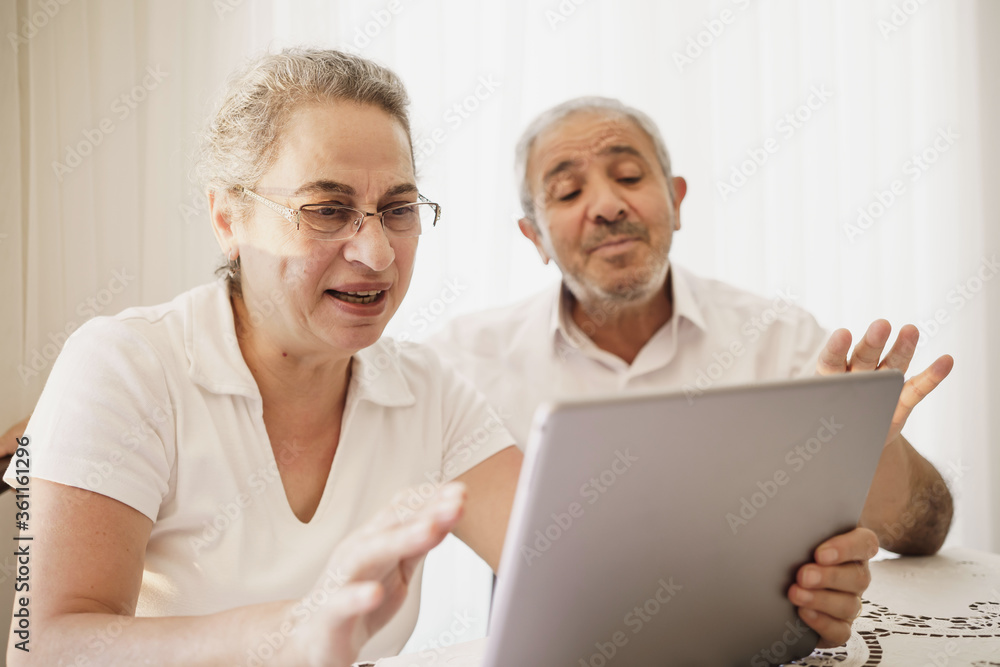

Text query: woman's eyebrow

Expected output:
[292,180,355,197]
[289,181,418,199]
[383,183,418,197]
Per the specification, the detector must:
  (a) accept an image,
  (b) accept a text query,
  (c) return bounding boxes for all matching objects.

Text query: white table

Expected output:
[360,548,1000,666]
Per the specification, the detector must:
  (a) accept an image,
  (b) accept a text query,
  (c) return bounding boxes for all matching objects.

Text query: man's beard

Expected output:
[559,219,672,307]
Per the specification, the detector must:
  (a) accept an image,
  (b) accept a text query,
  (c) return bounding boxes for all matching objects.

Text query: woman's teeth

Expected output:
[330,290,382,304]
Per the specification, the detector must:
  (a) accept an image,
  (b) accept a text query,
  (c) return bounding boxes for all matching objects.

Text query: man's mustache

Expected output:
[582,220,650,252]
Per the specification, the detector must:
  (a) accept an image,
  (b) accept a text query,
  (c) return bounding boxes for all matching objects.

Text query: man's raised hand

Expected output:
[816,320,953,445]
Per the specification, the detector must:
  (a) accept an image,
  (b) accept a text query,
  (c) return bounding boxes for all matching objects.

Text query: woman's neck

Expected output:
[231,294,351,436]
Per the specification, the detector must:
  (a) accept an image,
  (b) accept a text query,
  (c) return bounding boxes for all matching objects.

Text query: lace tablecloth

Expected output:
[360,547,1000,666]
[786,547,1000,666]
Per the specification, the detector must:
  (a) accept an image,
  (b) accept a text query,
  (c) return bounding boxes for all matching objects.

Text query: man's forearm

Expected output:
[860,435,953,555]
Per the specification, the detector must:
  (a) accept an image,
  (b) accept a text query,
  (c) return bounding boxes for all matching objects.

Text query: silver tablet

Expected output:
[483,371,902,667]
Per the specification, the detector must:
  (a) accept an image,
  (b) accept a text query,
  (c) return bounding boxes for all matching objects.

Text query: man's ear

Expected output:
[209,190,238,257]
[671,176,687,231]
[518,217,550,264]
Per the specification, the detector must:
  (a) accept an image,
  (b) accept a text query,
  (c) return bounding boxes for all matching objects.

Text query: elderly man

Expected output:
[429,96,954,646]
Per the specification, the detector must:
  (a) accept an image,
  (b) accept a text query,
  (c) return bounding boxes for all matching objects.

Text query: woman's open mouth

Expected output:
[326,289,385,305]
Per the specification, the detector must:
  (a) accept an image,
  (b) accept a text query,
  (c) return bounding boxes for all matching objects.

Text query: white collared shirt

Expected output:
[7,280,514,660]
[427,265,829,448]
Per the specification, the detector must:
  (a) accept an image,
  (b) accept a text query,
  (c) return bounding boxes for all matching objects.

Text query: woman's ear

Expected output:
[209,190,238,257]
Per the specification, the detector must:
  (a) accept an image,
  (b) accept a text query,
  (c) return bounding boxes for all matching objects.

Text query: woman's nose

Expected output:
[342,214,395,271]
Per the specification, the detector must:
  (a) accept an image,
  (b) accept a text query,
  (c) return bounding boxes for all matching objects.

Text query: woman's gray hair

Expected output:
[196,47,413,295]
[515,96,675,223]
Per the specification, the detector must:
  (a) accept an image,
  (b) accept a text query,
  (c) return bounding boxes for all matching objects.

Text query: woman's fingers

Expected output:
[359,481,467,537]
[333,483,467,583]
[298,483,468,663]
[295,582,385,667]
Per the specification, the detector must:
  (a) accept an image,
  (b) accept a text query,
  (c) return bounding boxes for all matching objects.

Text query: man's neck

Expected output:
[569,272,674,365]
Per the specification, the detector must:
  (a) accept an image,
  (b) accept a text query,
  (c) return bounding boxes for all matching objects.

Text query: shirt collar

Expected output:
[185,281,260,398]
[550,263,709,351]
[185,280,415,407]
[349,341,417,407]
[669,264,709,333]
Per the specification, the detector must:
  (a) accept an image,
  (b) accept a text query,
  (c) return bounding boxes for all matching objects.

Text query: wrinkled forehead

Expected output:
[527,111,656,181]
[267,101,415,191]
[259,169,417,198]
[256,170,417,199]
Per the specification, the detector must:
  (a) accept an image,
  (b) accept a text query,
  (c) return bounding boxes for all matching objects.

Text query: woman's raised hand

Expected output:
[288,482,468,667]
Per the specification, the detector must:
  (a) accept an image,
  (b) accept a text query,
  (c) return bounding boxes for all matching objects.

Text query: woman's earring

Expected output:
[227,250,240,278]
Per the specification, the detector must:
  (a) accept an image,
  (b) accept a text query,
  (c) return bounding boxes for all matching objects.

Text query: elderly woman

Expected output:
[6,49,521,666]
[9,48,879,666]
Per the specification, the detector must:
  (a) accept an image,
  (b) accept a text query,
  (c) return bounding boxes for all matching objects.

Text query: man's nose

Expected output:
[342,214,395,271]
[588,181,628,225]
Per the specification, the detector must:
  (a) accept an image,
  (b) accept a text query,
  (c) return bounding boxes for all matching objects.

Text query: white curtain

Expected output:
[2,0,997,654]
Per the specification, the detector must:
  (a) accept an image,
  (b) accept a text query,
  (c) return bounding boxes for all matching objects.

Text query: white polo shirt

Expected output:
[6,280,514,660]
[427,265,829,448]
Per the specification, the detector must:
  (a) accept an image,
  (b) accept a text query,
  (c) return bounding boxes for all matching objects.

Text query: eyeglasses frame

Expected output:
[235,185,440,239]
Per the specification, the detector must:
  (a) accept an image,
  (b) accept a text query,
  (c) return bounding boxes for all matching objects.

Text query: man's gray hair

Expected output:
[515,96,675,222]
